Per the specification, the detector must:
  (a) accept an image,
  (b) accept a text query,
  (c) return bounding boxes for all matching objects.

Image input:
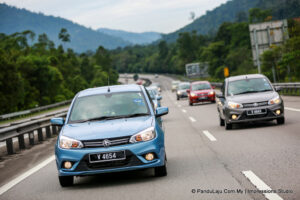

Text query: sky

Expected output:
[0,0,229,34]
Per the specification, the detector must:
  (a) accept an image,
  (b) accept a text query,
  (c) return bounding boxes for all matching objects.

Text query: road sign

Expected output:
[224,67,229,77]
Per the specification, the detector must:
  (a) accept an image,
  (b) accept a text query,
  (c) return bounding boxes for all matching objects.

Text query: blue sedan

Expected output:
[51,84,169,187]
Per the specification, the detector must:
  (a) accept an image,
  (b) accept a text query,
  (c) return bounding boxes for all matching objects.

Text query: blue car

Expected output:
[51,84,169,187]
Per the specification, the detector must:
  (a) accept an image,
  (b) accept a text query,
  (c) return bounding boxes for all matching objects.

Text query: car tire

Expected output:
[220,117,225,126]
[277,117,285,125]
[211,100,216,103]
[154,156,167,177]
[59,176,74,187]
[177,96,180,101]
[225,120,232,130]
[189,101,193,106]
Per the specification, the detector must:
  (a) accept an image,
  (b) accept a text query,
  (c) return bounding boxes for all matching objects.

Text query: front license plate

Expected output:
[247,109,266,115]
[198,96,207,100]
[89,151,126,163]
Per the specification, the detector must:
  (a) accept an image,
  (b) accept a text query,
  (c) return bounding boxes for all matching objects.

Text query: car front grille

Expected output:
[242,101,268,108]
[198,93,208,96]
[82,136,131,148]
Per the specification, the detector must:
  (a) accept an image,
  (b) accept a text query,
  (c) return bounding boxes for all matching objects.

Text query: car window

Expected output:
[178,84,190,90]
[227,78,273,96]
[69,92,149,122]
[191,83,211,91]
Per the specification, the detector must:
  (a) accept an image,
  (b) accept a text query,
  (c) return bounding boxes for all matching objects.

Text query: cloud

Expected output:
[0,0,228,33]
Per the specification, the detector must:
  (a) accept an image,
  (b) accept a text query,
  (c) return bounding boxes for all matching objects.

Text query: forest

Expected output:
[111,8,300,82]
[0,29,118,114]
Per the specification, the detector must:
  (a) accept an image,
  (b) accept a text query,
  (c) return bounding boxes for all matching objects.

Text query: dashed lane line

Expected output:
[202,130,217,141]
[285,107,300,112]
[242,170,283,200]
[182,109,187,113]
[189,117,196,122]
[0,155,55,196]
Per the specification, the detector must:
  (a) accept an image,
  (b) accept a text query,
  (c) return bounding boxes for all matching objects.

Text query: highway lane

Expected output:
[0,75,299,200]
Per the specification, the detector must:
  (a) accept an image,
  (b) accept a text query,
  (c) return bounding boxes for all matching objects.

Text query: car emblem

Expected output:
[253,103,258,107]
[103,139,111,147]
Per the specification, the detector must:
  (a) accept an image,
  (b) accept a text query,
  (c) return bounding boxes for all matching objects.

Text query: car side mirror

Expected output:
[50,117,64,126]
[157,96,162,101]
[275,86,282,92]
[155,107,168,117]
[216,93,225,99]
[187,89,190,93]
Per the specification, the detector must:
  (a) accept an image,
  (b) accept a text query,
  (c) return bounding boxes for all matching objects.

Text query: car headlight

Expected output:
[209,91,215,95]
[129,127,156,143]
[190,92,197,97]
[228,101,243,109]
[177,91,182,95]
[59,135,83,149]
[268,96,281,105]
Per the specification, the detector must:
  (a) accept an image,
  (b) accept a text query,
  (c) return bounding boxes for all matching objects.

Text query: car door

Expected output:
[218,81,226,119]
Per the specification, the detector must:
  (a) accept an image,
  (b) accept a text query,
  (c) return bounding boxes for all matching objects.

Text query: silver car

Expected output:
[217,74,285,130]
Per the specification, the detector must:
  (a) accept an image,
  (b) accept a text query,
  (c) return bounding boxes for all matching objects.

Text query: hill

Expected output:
[97,28,161,45]
[162,0,300,43]
[0,3,130,52]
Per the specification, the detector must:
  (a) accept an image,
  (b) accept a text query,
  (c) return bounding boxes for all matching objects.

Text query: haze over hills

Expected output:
[0,3,131,52]
[162,0,300,43]
[97,28,161,45]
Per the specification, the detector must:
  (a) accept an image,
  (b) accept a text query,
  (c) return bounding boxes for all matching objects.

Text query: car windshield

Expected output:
[191,83,211,91]
[69,92,149,123]
[147,89,157,100]
[172,81,180,86]
[227,78,273,96]
[178,84,190,90]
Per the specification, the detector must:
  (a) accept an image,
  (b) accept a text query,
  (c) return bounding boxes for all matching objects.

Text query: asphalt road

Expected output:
[0,75,299,200]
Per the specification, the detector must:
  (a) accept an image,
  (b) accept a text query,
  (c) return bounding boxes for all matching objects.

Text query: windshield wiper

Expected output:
[234,91,260,95]
[120,113,150,118]
[73,115,124,123]
[257,89,273,92]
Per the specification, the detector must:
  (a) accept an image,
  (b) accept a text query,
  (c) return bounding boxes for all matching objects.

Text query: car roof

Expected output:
[226,74,267,82]
[77,84,142,97]
[178,82,190,85]
[191,81,210,85]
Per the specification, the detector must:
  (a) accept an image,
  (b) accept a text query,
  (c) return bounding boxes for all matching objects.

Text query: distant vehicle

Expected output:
[155,74,159,78]
[152,82,162,93]
[171,81,181,92]
[51,84,169,187]
[187,81,216,106]
[216,74,285,130]
[136,79,143,85]
[176,82,190,100]
[146,86,162,109]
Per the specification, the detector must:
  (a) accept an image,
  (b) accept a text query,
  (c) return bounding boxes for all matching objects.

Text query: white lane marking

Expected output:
[189,117,196,122]
[242,170,283,200]
[0,155,55,196]
[182,109,187,113]
[202,130,217,141]
[285,107,300,112]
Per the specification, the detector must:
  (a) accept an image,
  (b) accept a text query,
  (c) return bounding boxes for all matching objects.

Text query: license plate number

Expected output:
[198,96,207,100]
[247,109,266,115]
[89,151,126,163]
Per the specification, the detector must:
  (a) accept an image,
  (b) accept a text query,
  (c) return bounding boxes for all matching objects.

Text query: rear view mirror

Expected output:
[156,107,169,117]
[187,89,190,93]
[157,96,162,101]
[275,86,282,92]
[50,117,64,126]
[216,93,225,99]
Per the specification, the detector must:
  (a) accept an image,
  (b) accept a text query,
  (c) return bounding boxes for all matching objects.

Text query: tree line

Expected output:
[111,8,300,82]
[0,29,118,114]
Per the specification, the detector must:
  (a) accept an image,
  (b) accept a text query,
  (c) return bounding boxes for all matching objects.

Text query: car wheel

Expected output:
[219,117,225,126]
[189,101,193,106]
[154,156,167,177]
[277,117,285,125]
[177,96,179,101]
[211,100,216,103]
[59,176,74,187]
[225,120,232,130]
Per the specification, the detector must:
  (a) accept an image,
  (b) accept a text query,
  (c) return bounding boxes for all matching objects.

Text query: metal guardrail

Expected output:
[0,100,71,121]
[0,110,68,155]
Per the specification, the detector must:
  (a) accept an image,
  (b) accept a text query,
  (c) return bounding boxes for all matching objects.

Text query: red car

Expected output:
[187,81,216,106]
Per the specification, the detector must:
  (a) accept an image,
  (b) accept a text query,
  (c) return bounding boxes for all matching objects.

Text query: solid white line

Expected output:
[285,107,300,112]
[182,109,187,113]
[202,130,217,141]
[242,170,283,200]
[189,117,196,122]
[0,155,55,196]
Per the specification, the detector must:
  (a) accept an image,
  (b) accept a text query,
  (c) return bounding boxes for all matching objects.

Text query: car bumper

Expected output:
[189,95,215,103]
[225,103,284,124]
[55,139,165,176]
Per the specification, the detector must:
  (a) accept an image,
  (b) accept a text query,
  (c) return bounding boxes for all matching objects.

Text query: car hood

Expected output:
[62,116,154,141]
[178,89,188,93]
[192,89,212,94]
[226,91,278,103]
